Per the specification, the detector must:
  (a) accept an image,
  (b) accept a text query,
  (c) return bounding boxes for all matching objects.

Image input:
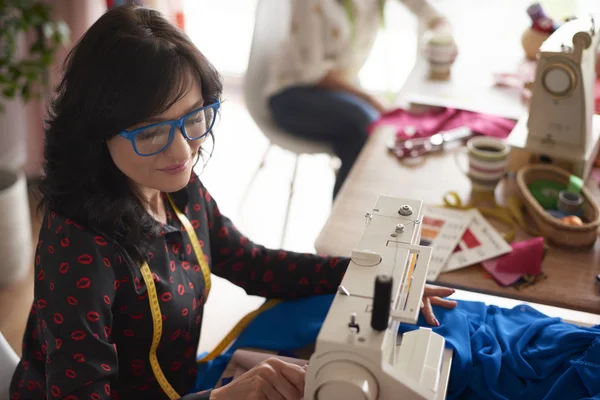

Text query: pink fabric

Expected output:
[592,168,600,186]
[481,237,544,286]
[595,79,600,115]
[369,107,517,141]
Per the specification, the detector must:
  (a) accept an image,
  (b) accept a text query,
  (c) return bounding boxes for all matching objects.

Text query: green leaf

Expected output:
[2,86,16,98]
[0,1,69,104]
[21,82,30,100]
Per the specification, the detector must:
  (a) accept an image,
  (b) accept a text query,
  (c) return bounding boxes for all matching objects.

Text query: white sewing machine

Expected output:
[304,196,452,400]
[507,15,600,179]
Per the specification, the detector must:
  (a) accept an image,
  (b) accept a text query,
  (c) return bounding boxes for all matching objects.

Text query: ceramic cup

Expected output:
[454,137,510,192]
[423,30,458,79]
[0,168,32,286]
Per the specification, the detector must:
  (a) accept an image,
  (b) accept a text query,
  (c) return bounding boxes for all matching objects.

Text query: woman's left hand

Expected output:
[420,285,458,327]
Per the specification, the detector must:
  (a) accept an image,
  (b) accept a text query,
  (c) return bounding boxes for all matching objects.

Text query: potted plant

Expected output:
[0,1,68,285]
[0,0,69,170]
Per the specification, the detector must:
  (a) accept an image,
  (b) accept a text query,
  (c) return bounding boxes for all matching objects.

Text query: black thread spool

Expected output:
[371,275,393,331]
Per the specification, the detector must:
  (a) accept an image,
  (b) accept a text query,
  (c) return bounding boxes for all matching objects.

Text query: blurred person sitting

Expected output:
[266,0,455,198]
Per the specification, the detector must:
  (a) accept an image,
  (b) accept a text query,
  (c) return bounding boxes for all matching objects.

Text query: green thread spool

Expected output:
[567,174,583,194]
[528,180,566,210]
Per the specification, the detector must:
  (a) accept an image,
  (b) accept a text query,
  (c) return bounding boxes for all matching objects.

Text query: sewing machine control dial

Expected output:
[398,205,413,216]
[314,361,379,400]
[542,63,576,97]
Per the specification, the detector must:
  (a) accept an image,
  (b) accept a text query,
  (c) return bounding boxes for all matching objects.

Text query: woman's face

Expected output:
[107,80,205,196]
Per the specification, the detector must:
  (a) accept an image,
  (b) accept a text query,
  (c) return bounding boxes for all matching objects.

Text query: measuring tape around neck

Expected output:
[140,194,212,399]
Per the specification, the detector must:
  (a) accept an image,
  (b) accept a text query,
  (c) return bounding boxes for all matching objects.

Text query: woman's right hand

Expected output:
[210,357,306,400]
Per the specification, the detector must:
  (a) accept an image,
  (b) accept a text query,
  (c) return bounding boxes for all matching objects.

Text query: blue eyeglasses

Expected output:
[119,101,220,156]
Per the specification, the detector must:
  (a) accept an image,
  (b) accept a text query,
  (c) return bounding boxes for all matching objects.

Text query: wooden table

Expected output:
[315,127,600,314]
[315,0,600,314]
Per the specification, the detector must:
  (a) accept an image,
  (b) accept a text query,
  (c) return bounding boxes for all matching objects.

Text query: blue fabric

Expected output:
[194,295,600,400]
[193,295,334,392]
[268,87,378,198]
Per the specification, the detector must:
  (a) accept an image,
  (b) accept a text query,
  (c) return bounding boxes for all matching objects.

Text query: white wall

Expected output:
[183,0,418,94]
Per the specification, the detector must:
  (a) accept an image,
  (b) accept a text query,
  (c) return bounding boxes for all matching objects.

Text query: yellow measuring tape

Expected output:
[140,195,282,399]
[140,194,212,400]
[196,298,282,363]
[140,262,181,399]
[441,191,544,242]
[166,195,212,295]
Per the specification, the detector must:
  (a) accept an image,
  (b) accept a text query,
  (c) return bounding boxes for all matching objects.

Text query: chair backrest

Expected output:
[244,0,291,129]
[0,333,18,399]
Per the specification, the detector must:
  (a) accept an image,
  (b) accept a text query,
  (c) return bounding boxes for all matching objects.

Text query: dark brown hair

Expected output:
[38,5,223,263]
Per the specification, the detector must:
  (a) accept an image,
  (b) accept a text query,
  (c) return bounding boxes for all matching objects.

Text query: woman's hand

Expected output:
[428,16,453,33]
[210,357,305,400]
[420,285,458,327]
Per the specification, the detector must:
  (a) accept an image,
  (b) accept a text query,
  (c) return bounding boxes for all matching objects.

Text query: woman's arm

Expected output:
[397,0,447,28]
[33,219,119,398]
[199,185,349,299]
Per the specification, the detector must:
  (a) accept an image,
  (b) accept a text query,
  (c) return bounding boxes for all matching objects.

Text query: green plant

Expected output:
[0,0,69,110]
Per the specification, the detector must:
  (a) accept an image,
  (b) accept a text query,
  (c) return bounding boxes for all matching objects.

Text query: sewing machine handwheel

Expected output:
[371,275,392,331]
[313,361,378,400]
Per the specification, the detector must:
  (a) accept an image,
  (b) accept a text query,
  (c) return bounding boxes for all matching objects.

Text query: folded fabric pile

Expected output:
[194,295,600,400]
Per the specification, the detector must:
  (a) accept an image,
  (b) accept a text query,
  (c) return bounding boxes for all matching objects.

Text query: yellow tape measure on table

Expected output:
[140,194,213,399]
[441,191,544,241]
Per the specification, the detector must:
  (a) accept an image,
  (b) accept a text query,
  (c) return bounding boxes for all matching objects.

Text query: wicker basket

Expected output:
[516,164,600,248]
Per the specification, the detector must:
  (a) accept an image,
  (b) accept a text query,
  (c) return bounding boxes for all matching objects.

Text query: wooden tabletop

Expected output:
[315,125,600,314]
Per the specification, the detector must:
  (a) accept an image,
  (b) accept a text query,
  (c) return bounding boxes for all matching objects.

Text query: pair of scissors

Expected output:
[387,126,474,158]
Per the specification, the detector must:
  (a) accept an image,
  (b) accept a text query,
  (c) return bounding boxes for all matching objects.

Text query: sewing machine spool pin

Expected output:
[338,285,350,296]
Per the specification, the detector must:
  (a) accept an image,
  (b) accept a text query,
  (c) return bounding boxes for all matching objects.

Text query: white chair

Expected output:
[243,0,334,247]
[0,332,18,399]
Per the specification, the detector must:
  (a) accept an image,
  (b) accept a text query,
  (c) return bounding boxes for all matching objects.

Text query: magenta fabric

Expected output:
[369,107,517,141]
[482,237,545,286]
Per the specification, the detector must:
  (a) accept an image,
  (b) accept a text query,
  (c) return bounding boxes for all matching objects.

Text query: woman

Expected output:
[10,5,456,400]
[266,0,455,198]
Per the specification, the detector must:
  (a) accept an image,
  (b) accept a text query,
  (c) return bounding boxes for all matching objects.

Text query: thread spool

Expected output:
[528,180,565,210]
[371,275,392,332]
[557,190,583,215]
[526,2,558,33]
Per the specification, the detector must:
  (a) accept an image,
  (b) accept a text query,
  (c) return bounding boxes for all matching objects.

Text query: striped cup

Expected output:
[454,137,509,192]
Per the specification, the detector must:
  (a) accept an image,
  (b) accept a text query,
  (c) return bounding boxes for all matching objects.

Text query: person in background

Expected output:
[266,0,456,199]
[10,5,457,400]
